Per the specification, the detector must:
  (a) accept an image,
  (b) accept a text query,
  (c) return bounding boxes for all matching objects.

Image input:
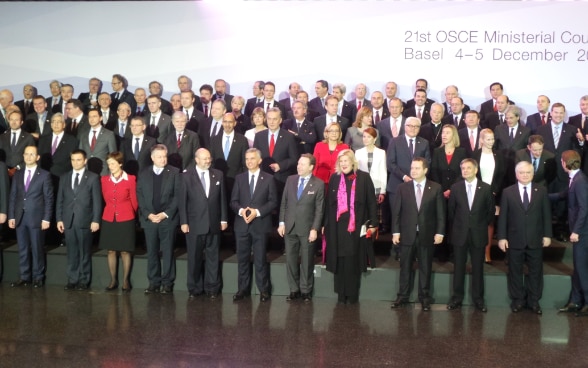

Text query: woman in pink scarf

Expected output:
[324,149,378,304]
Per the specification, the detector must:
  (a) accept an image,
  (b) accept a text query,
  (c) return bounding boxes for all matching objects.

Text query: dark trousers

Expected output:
[64,226,93,285]
[508,247,543,308]
[451,232,485,304]
[570,237,588,305]
[397,233,434,303]
[144,222,177,287]
[235,230,269,294]
[16,212,46,281]
[186,232,220,294]
[285,230,315,294]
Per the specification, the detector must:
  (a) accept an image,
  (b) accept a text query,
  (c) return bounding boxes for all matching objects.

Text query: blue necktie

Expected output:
[224,136,230,160]
[523,186,529,210]
[297,177,305,200]
[249,174,255,198]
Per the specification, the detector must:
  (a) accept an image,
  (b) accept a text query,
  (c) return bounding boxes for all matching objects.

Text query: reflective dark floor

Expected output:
[1,285,588,368]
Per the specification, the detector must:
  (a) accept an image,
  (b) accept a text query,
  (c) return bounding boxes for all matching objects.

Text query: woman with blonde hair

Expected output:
[312,122,349,186]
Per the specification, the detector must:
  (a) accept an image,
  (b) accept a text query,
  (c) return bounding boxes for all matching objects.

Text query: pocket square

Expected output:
[307,191,315,195]
[216,181,220,185]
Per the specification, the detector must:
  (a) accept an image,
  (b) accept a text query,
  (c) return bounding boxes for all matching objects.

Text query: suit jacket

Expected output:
[0,110,8,134]
[164,129,200,170]
[536,122,583,184]
[180,167,227,234]
[122,135,156,176]
[569,114,588,174]
[350,99,372,113]
[515,148,556,187]
[568,171,588,235]
[100,173,138,222]
[386,134,431,194]
[313,114,350,141]
[230,170,278,233]
[100,109,118,130]
[392,179,445,246]
[279,97,295,112]
[308,97,327,116]
[405,98,434,111]
[8,166,54,226]
[497,183,552,248]
[472,149,506,200]
[479,99,495,122]
[0,129,35,168]
[15,99,34,117]
[282,118,317,155]
[447,179,495,248]
[404,106,431,124]
[52,100,68,115]
[526,112,551,134]
[197,117,223,150]
[418,122,443,155]
[245,97,262,117]
[24,111,52,140]
[254,100,288,120]
[339,100,356,123]
[143,112,172,143]
[441,113,466,130]
[78,128,117,175]
[137,165,181,227]
[213,94,233,107]
[110,90,136,114]
[185,108,207,133]
[38,133,79,179]
[46,96,61,111]
[0,161,9,215]
[378,116,406,151]
[253,128,298,183]
[494,124,530,152]
[77,92,99,113]
[312,142,349,184]
[483,111,505,131]
[458,127,482,158]
[430,146,468,191]
[104,120,132,150]
[279,174,325,236]
[372,108,390,125]
[56,169,102,228]
[210,132,248,187]
[65,115,89,138]
[442,102,470,117]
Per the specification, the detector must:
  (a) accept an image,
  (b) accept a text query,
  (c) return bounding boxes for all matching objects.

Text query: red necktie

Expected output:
[204,104,209,117]
[90,130,97,151]
[375,111,380,123]
[417,109,422,119]
[269,133,275,157]
[541,114,546,125]
[357,101,362,110]
[177,133,181,148]
[493,102,498,111]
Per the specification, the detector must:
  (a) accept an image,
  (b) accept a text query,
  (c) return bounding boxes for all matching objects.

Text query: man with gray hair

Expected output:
[332,83,355,123]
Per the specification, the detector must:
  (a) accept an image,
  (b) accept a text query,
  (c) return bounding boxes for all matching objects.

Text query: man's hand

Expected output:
[57,221,65,233]
[90,222,100,232]
[542,237,551,247]
[498,239,508,252]
[392,234,400,245]
[277,224,285,237]
[181,224,189,233]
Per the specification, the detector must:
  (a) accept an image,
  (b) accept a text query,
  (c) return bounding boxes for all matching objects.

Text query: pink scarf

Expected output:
[336,173,356,232]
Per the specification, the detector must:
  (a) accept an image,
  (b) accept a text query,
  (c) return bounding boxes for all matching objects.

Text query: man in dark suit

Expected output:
[254,81,287,120]
[109,74,136,114]
[278,154,324,302]
[370,91,390,125]
[441,97,467,130]
[64,99,88,138]
[180,91,206,133]
[137,144,181,295]
[177,75,201,111]
[52,84,74,115]
[198,99,225,150]
[479,82,515,122]
[122,116,156,176]
[180,148,228,299]
[244,81,265,117]
[350,83,372,117]
[164,111,200,171]
[133,88,147,117]
[78,110,117,175]
[97,92,117,129]
[404,79,435,111]
[8,145,54,287]
[494,105,531,187]
[378,98,406,151]
[295,91,320,123]
[418,103,444,155]
[332,83,356,123]
[279,82,301,113]
[213,79,234,107]
[282,101,317,155]
[230,148,278,302]
[24,95,52,142]
[56,149,102,290]
[104,101,132,150]
[46,80,62,111]
[458,110,483,158]
[0,161,8,281]
[446,158,495,312]
[525,95,551,134]
[308,80,329,116]
[567,95,588,174]
[558,150,588,315]
[391,157,445,311]
[442,85,470,118]
[313,95,351,140]
[0,89,14,134]
[148,81,173,116]
[403,89,432,125]
[383,81,402,113]
[144,95,172,143]
[497,161,552,314]
[15,84,37,118]
[210,112,248,198]
[77,77,102,113]
[253,107,298,197]
[483,95,510,131]
[515,135,556,188]
[0,110,35,171]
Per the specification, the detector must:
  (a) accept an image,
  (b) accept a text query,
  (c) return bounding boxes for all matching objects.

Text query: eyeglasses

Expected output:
[327,130,340,133]
[405,124,421,129]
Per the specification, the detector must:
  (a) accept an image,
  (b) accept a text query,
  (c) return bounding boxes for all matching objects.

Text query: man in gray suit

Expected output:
[56,149,102,291]
[163,111,200,171]
[278,154,324,302]
[0,110,35,172]
[78,109,117,175]
[144,95,172,143]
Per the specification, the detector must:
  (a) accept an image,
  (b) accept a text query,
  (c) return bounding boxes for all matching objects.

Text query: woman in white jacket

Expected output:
[355,127,387,220]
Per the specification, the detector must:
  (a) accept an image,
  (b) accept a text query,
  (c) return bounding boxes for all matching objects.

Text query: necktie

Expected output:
[509,128,514,143]
[417,108,422,119]
[541,114,546,125]
[467,183,473,210]
[469,130,475,151]
[269,133,275,157]
[391,118,398,137]
[11,132,16,149]
[51,135,59,155]
[499,114,504,124]
[211,121,218,136]
[375,110,381,123]
[297,177,305,199]
[74,173,80,190]
[416,183,422,210]
[249,174,255,197]
[104,111,108,122]
[90,130,97,151]
[583,116,587,130]
[119,123,125,138]
[321,98,325,108]
[523,186,529,210]
[72,119,77,131]
[177,133,181,148]
[493,101,498,112]
[409,138,414,157]
[24,170,32,192]
[52,98,58,107]
[297,121,302,131]
[200,171,206,196]
[224,136,230,160]
[553,125,560,148]
[532,158,538,172]
[357,101,362,110]
[150,116,157,136]
[204,104,209,117]
[136,107,142,116]
[185,109,189,119]
[39,115,44,134]
[25,100,30,112]
[134,138,140,160]
[115,92,120,101]
[454,116,459,127]
[266,102,271,113]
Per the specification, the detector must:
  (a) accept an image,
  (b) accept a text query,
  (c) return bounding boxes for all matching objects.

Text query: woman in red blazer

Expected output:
[313,123,350,187]
[99,151,138,292]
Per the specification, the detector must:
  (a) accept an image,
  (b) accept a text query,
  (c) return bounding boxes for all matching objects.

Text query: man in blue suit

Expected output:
[8,145,54,287]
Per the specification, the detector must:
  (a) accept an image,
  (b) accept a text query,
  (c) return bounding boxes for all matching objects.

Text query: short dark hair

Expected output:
[316,80,328,89]
[300,153,316,167]
[562,150,581,170]
[199,84,213,94]
[71,149,87,159]
[460,158,478,170]
[68,99,84,111]
[106,151,124,165]
[490,82,503,90]
[527,135,544,146]
[412,156,428,170]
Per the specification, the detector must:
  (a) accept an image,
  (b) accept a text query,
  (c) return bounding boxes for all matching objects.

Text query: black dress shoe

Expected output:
[511,304,523,313]
[160,286,173,294]
[474,303,488,313]
[76,283,89,291]
[233,291,249,301]
[531,305,542,315]
[11,279,30,287]
[33,280,44,288]
[189,291,204,299]
[144,285,160,294]
[260,292,271,302]
[302,293,312,302]
[446,301,462,310]
[559,303,581,313]
[286,291,301,301]
[64,283,77,291]
[206,292,218,300]
[390,298,409,309]
[575,306,588,317]
[105,282,119,291]
[421,302,431,311]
